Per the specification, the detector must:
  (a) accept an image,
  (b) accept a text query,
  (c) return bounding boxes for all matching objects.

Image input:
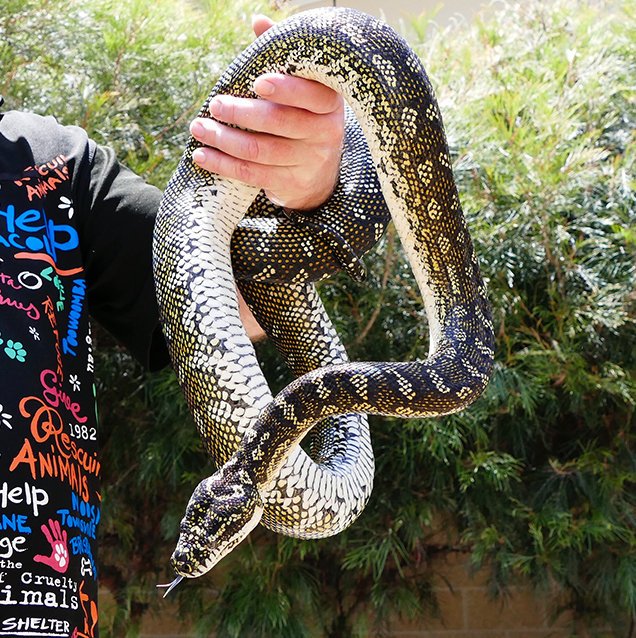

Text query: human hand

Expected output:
[34,519,69,573]
[238,289,266,342]
[189,14,345,211]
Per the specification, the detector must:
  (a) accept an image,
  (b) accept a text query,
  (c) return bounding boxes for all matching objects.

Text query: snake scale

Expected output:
[153,7,495,589]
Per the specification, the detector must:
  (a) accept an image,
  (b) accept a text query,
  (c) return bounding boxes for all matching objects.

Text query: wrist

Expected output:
[267,171,339,212]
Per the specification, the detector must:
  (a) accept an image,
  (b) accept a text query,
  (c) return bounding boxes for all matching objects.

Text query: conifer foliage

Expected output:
[2,0,634,635]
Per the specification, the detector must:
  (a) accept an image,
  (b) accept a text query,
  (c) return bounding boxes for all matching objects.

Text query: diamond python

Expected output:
[153,7,495,590]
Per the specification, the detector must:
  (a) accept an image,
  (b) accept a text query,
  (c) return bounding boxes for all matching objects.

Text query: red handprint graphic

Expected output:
[34,519,69,573]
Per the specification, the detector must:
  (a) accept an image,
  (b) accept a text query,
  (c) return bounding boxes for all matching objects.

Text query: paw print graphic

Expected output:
[0,404,12,429]
[59,196,74,219]
[4,340,26,362]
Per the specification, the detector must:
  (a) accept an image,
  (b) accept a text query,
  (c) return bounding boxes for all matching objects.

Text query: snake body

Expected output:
[153,7,495,583]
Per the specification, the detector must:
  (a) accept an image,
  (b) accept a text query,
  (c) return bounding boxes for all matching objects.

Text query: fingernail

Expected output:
[265,192,286,208]
[209,98,223,118]
[254,78,274,97]
[192,148,206,165]
[190,120,204,137]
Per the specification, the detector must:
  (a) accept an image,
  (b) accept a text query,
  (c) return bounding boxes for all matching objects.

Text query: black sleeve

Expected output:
[78,143,170,371]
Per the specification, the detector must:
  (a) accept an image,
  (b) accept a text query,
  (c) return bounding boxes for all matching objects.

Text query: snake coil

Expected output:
[153,7,495,587]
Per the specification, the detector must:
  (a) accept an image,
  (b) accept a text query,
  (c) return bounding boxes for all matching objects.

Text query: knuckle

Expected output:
[267,104,288,134]
[324,112,345,142]
[299,174,318,194]
[235,160,254,184]
[322,92,344,116]
[287,171,313,196]
[310,145,340,174]
[306,115,344,148]
[244,135,261,162]
[217,98,235,123]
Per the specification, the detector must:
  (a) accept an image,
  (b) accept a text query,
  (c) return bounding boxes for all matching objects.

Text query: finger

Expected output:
[191,119,300,167]
[253,74,344,115]
[191,142,338,210]
[252,14,275,38]
[52,519,62,540]
[204,95,341,142]
[41,522,54,545]
[191,145,294,192]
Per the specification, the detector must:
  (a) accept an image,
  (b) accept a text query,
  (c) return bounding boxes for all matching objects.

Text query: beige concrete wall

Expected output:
[391,553,574,638]
[116,552,582,637]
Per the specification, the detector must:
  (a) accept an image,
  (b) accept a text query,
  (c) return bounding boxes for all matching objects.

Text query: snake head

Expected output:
[171,459,264,578]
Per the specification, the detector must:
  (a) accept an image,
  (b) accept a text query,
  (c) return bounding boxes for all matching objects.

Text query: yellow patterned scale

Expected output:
[153,7,495,591]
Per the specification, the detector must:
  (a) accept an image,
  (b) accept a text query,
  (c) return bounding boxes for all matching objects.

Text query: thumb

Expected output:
[252,14,275,38]
[33,553,55,567]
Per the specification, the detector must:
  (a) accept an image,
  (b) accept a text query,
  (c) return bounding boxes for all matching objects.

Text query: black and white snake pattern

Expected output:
[153,7,495,591]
